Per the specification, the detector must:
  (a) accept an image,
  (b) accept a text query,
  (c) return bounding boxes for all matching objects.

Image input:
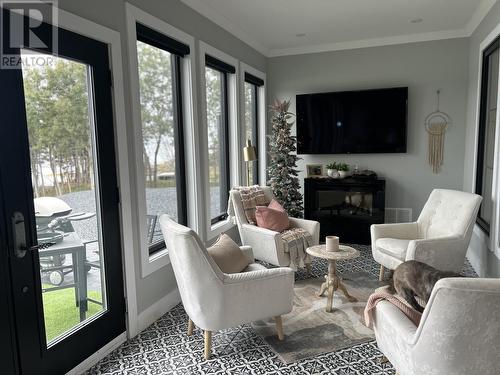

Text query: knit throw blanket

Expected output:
[364,292,422,328]
[228,185,270,225]
[280,227,312,270]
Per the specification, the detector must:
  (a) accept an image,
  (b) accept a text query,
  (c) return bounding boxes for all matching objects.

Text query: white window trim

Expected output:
[239,62,267,185]
[125,4,200,276]
[473,21,500,259]
[199,41,240,241]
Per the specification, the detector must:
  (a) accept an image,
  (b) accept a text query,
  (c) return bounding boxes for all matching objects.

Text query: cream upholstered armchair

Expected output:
[159,215,294,359]
[371,189,482,280]
[230,186,320,268]
[373,278,500,375]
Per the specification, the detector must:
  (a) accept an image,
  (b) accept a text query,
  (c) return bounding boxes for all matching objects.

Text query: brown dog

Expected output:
[390,260,459,313]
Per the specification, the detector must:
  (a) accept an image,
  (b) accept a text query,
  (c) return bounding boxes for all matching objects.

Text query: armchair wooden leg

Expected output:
[306,263,312,274]
[204,330,212,360]
[187,319,194,336]
[275,316,284,340]
[379,265,385,281]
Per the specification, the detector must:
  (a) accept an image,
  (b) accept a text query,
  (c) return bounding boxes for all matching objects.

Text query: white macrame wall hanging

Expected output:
[425,90,451,174]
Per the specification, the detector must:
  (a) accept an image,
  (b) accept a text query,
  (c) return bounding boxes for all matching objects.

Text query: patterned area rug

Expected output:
[253,272,384,363]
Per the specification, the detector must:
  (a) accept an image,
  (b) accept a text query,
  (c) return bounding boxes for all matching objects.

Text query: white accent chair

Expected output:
[371,189,482,280]
[230,186,320,268]
[373,278,500,375]
[159,215,294,359]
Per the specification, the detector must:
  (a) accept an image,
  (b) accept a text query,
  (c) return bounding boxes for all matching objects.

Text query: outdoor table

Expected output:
[39,232,88,322]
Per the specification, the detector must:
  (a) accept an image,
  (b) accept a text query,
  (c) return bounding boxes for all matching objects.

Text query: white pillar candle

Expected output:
[326,236,339,252]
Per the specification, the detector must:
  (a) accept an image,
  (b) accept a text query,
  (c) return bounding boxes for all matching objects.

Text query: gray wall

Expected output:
[463,1,500,277]
[58,0,266,313]
[267,39,469,217]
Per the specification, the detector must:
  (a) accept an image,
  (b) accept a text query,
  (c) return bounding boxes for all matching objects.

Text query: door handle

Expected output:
[11,211,38,258]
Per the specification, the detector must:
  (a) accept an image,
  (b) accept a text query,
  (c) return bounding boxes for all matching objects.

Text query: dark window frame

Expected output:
[475,36,500,235]
[205,56,233,225]
[244,72,264,87]
[136,24,188,255]
[244,78,261,185]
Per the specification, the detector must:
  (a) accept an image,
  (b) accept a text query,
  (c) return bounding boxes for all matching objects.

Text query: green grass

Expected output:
[42,286,103,342]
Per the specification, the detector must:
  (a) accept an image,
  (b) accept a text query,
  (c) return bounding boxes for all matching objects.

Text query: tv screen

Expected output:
[296,87,408,154]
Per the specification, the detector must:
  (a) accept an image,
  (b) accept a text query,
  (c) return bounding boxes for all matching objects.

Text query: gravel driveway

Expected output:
[60,186,221,243]
[42,186,221,291]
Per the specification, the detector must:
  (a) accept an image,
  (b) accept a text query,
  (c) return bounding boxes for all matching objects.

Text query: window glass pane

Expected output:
[479,48,499,226]
[137,40,178,246]
[205,66,225,220]
[244,82,258,185]
[244,82,255,144]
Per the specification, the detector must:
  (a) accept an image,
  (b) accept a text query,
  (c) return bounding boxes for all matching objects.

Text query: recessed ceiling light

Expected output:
[296,33,307,37]
[410,18,423,24]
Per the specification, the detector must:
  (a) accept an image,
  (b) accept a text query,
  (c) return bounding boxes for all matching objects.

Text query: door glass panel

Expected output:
[136,41,178,247]
[21,50,106,346]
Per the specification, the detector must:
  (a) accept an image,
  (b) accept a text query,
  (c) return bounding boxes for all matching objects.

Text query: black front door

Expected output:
[0,9,125,374]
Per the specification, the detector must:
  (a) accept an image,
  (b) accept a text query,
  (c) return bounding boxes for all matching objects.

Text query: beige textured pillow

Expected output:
[207,234,250,274]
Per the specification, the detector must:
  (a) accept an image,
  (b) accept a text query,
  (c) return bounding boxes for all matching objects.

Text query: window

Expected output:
[204,55,234,224]
[136,23,188,254]
[476,37,499,234]
[244,72,264,185]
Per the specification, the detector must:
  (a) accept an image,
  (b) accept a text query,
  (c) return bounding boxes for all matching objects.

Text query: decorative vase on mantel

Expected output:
[327,168,338,178]
[338,170,348,179]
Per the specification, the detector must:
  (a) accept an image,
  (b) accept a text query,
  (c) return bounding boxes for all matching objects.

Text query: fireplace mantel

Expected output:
[304,177,386,244]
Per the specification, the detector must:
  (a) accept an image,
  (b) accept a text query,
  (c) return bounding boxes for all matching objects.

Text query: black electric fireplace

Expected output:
[304,178,385,244]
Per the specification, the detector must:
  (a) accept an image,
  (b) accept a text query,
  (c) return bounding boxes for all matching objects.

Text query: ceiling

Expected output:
[181,0,497,57]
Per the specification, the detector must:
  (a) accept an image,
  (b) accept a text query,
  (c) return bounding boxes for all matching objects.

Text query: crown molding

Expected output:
[267,29,469,57]
[180,0,269,56]
[465,0,498,35]
[181,0,497,58]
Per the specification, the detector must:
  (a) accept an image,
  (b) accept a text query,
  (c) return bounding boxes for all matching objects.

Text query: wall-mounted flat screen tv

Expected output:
[296,87,408,154]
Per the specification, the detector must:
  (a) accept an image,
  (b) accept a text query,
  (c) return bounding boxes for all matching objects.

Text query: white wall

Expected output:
[464,1,500,277]
[267,39,469,217]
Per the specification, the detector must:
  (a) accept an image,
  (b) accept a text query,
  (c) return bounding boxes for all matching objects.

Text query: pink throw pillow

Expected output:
[268,198,286,212]
[255,199,289,232]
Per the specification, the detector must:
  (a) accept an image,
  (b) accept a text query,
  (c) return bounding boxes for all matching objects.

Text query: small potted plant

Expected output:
[337,163,350,178]
[326,162,338,178]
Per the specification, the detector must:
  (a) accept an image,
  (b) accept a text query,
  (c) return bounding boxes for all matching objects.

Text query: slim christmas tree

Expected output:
[268,99,304,217]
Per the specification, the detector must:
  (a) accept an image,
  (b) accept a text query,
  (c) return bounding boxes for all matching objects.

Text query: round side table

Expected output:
[306,244,360,312]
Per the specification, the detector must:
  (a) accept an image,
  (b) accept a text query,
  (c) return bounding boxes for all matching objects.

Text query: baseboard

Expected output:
[66,332,127,375]
[137,288,181,333]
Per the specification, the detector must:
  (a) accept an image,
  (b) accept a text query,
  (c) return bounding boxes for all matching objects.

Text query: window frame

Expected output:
[126,6,198,277]
[475,37,500,235]
[205,61,232,225]
[243,75,263,185]
[136,25,188,255]
[199,42,240,241]
[240,63,266,187]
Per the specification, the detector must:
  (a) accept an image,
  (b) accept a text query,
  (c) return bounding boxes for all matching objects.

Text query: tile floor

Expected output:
[86,244,476,375]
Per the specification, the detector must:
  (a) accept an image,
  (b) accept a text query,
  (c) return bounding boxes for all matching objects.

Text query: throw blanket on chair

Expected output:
[227,185,270,225]
[364,292,422,328]
[280,227,312,270]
